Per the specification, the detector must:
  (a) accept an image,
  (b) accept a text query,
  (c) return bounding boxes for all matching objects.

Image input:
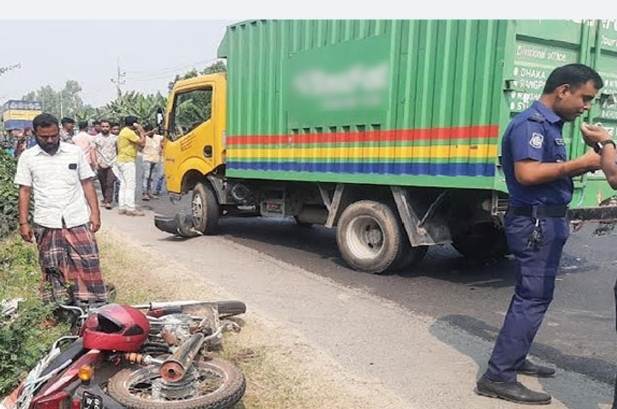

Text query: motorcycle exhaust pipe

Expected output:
[159,333,205,382]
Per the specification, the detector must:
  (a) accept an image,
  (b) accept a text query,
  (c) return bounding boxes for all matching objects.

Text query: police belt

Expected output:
[508,205,568,218]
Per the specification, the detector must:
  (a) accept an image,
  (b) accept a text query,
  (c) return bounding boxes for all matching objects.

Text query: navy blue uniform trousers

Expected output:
[485,214,569,382]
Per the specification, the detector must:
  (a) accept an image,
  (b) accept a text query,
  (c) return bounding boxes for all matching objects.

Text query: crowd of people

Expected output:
[5,115,166,216]
[1,127,36,157]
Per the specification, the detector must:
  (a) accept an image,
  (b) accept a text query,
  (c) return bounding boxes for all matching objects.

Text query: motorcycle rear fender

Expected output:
[40,339,85,378]
[30,390,70,409]
[32,350,102,404]
[0,340,86,409]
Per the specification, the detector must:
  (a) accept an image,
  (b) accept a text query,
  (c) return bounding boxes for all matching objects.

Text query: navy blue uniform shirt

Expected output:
[501,100,573,207]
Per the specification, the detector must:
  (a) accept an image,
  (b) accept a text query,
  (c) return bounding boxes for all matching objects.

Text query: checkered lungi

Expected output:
[33,223,107,303]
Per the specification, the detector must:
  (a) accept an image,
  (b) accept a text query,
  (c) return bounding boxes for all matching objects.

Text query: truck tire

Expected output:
[451,222,508,260]
[336,200,404,274]
[391,245,428,272]
[192,182,220,235]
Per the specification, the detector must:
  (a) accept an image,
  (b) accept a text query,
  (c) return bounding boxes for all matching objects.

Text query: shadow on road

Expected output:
[430,314,614,408]
[147,194,616,407]
[145,193,590,281]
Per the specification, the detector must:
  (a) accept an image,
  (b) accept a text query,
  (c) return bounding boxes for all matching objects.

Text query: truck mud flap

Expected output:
[154,213,180,235]
[154,213,201,237]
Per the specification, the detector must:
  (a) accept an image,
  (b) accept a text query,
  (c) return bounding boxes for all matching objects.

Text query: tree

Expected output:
[60,80,85,118]
[74,105,99,123]
[100,91,167,126]
[15,60,227,128]
[168,60,226,91]
[22,81,86,120]
[24,85,57,116]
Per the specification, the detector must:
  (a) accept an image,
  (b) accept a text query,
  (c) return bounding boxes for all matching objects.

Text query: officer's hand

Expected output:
[19,223,33,243]
[581,123,611,146]
[580,149,602,172]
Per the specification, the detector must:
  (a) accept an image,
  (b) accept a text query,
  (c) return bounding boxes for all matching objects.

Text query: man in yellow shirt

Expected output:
[116,116,146,216]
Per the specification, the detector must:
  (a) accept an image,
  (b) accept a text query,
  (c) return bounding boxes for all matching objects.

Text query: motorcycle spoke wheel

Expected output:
[108,358,245,409]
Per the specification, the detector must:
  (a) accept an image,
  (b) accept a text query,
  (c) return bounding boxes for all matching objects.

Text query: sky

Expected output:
[0,0,610,109]
[0,20,233,107]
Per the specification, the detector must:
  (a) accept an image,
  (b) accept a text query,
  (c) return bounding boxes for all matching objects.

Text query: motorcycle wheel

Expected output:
[107,358,245,409]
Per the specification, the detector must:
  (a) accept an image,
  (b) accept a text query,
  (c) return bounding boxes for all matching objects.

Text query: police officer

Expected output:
[476,63,604,404]
[578,122,617,409]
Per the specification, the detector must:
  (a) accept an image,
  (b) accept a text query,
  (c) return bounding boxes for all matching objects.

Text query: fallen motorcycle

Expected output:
[1,299,247,409]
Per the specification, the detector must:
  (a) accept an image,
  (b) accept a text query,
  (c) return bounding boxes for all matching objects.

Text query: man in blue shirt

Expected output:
[476,64,603,405]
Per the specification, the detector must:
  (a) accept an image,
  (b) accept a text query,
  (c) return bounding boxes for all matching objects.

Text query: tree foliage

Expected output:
[99,91,167,126]
[22,80,93,120]
[165,61,226,135]
[0,150,18,239]
[16,60,226,127]
[0,236,69,396]
[168,60,226,91]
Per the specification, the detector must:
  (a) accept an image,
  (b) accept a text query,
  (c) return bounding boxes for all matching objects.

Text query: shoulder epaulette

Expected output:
[528,112,545,123]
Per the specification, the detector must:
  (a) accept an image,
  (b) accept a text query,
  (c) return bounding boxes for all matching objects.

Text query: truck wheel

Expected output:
[192,182,220,235]
[336,201,404,274]
[451,222,508,260]
[391,245,428,272]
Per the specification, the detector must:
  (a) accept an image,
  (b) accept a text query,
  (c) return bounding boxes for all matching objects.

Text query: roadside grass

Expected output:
[98,227,394,409]
[0,235,69,396]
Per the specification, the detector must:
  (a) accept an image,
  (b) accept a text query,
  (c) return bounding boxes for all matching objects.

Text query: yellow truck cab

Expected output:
[163,73,227,196]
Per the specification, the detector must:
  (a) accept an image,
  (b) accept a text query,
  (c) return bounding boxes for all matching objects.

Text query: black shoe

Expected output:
[517,359,556,378]
[475,375,551,405]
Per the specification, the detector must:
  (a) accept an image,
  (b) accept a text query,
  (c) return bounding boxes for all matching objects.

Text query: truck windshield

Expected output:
[169,87,213,141]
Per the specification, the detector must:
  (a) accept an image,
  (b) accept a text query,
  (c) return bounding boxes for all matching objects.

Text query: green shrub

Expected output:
[0,236,69,396]
[0,299,67,395]
[0,151,18,239]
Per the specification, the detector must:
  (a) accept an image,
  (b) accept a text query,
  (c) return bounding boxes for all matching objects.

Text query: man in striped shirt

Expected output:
[14,113,107,304]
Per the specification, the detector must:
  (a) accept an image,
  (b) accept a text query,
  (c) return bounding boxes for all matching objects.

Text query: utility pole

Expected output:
[110,57,126,97]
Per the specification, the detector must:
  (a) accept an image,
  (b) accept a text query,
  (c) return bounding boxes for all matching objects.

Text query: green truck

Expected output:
[156,20,617,273]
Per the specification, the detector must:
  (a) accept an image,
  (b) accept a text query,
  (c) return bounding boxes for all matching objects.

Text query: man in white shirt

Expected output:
[14,113,107,303]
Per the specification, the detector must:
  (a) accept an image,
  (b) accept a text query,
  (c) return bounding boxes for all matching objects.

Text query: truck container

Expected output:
[158,20,617,273]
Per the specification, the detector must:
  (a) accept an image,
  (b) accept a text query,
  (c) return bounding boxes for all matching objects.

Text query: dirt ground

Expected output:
[97,226,409,409]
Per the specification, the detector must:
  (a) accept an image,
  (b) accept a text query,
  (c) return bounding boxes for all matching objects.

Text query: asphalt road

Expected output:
[141,194,617,385]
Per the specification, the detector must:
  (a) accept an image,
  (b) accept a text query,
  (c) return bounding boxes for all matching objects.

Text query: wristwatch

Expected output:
[593,139,617,154]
